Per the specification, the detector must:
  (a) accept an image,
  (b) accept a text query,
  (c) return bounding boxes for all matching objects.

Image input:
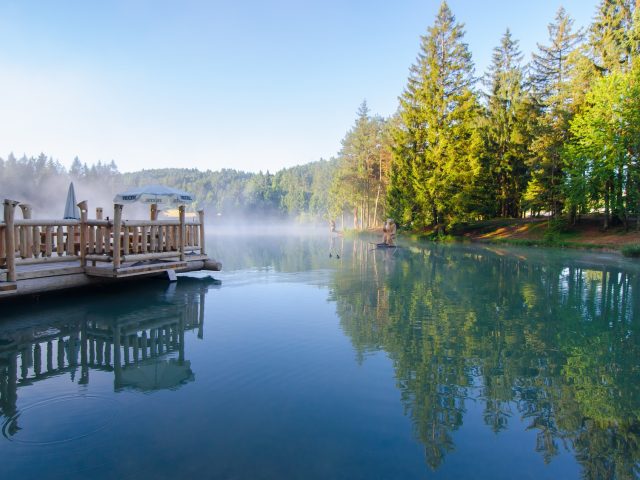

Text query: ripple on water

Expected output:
[2,394,117,446]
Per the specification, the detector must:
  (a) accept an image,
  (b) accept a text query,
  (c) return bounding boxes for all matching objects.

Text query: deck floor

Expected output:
[1,253,211,285]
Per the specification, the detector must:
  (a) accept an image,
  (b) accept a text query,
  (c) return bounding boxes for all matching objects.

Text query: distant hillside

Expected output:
[0,153,337,222]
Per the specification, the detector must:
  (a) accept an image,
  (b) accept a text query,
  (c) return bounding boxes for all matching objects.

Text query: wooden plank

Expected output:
[16,255,81,266]
[113,204,123,269]
[4,200,18,282]
[85,261,187,278]
[179,206,185,261]
[123,226,130,255]
[132,226,139,254]
[66,225,74,256]
[198,210,206,255]
[45,226,53,257]
[56,227,64,255]
[123,220,180,227]
[32,226,41,258]
[0,282,17,292]
[19,225,28,259]
[122,252,180,262]
[16,265,84,280]
[15,219,79,227]
[203,259,222,271]
[0,225,5,263]
[88,225,96,254]
[150,225,157,252]
[85,254,112,262]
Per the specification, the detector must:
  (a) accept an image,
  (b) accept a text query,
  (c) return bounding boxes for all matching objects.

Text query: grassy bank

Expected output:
[395,216,640,256]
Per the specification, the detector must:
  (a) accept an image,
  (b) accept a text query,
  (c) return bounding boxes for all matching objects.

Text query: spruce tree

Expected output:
[481,29,534,218]
[527,7,582,217]
[390,1,480,229]
[589,0,636,74]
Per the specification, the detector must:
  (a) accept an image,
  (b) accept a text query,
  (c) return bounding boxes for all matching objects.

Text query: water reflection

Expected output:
[0,279,215,439]
[331,240,640,479]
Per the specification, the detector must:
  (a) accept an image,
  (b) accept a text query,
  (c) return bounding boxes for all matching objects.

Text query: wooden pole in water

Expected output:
[3,199,19,282]
[78,201,88,267]
[179,205,186,261]
[113,204,123,270]
[198,210,206,256]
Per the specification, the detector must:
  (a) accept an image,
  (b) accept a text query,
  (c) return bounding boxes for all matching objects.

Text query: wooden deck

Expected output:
[1,199,221,298]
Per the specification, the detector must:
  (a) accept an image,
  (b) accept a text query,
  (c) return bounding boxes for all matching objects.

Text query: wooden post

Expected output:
[178,205,186,261]
[113,204,123,270]
[96,207,103,220]
[19,204,32,219]
[0,223,5,265]
[45,227,52,257]
[3,199,18,282]
[32,226,41,258]
[78,201,88,267]
[198,210,206,255]
[150,203,158,221]
[19,204,31,259]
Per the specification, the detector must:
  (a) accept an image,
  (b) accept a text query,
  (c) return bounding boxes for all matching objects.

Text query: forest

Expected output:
[2,0,639,231]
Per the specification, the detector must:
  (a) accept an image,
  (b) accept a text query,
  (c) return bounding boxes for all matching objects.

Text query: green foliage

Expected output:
[527,7,583,218]
[389,1,481,229]
[478,29,535,219]
[621,244,640,256]
[331,101,393,229]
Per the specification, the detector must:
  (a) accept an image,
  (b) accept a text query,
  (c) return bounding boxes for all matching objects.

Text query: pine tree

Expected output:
[481,29,534,218]
[527,7,582,217]
[590,0,636,74]
[390,1,480,229]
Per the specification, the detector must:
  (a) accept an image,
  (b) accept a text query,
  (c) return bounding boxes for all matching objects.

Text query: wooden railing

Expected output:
[1,199,206,281]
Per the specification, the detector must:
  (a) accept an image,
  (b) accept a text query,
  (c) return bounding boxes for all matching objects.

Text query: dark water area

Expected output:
[1,233,639,479]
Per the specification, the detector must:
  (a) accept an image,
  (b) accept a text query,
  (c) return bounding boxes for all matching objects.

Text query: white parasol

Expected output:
[113,184,194,206]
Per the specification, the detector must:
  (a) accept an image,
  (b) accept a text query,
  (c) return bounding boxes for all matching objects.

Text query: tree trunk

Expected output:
[373,184,381,227]
[604,180,610,230]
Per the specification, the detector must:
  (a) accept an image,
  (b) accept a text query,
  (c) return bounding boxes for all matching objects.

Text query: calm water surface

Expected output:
[1,233,639,479]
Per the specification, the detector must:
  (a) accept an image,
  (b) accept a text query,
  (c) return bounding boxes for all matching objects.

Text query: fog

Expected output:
[1,176,121,221]
[1,176,335,230]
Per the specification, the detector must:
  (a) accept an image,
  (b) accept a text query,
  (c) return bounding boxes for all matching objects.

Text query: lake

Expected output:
[1,233,639,479]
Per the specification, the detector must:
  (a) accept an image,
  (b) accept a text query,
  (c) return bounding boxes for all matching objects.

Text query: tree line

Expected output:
[335,0,640,231]
[0,152,335,221]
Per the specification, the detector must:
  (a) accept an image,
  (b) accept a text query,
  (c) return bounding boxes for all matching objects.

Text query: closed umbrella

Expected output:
[113,184,194,206]
[63,182,80,219]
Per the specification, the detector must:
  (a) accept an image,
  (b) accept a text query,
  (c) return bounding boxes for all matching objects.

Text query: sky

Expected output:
[0,0,599,174]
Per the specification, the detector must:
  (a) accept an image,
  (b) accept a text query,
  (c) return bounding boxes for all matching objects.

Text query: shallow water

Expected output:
[1,234,639,479]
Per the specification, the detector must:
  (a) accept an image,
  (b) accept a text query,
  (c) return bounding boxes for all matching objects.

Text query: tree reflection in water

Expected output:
[330,240,640,478]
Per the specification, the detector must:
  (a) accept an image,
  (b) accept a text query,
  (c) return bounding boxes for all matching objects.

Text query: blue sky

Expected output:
[0,0,598,173]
